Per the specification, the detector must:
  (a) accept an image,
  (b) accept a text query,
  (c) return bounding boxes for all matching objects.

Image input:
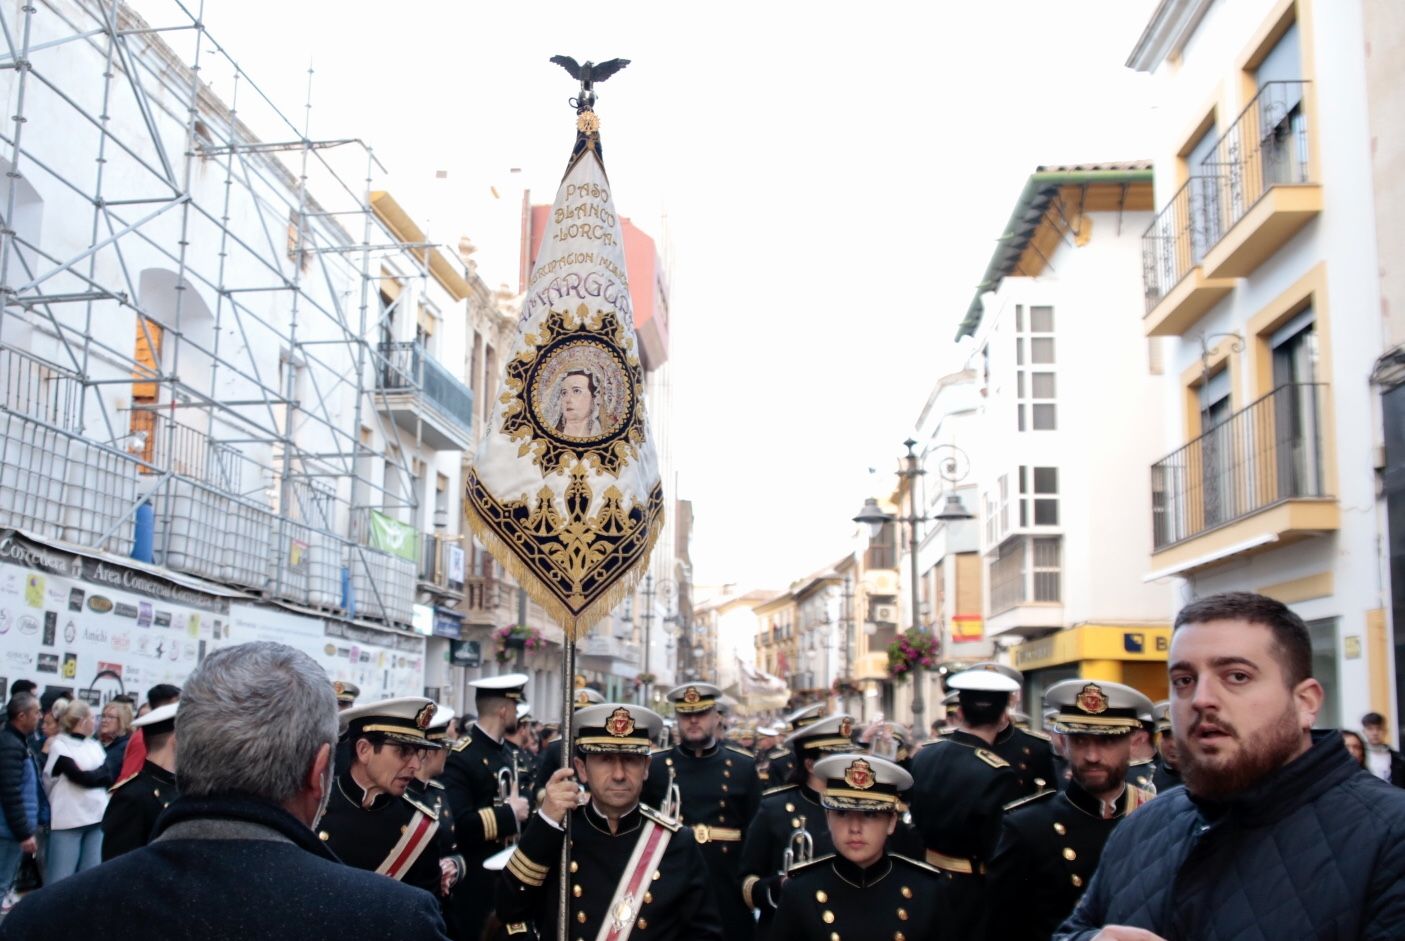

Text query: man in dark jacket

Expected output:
[1361,711,1405,787]
[1054,592,1405,941]
[0,641,450,941]
[0,693,42,893]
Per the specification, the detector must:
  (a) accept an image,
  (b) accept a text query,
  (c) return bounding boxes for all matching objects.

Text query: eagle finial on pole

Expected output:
[550,55,630,111]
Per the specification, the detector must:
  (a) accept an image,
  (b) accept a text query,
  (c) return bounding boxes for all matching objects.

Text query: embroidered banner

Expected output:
[465,110,662,640]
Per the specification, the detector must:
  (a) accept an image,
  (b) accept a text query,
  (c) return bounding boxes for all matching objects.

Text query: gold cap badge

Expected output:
[683,687,701,705]
[414,703,437,730]
[606,707,636,738]
[844,758,875,790]
[1076,683,1109,715]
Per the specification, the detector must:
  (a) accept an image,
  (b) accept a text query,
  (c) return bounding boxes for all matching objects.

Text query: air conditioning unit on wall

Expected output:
[871,603,897,625]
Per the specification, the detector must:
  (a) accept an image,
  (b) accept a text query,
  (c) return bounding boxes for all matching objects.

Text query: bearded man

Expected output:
[1053,592,1405,941]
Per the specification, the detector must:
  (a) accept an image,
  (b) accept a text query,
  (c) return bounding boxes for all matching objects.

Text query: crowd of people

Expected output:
[0,590,1403,939]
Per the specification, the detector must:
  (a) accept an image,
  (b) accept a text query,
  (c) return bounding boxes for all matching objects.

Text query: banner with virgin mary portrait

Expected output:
[464,111,663,640]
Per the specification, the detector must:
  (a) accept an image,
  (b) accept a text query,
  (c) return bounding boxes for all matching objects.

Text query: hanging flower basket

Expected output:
[631,672,657,689]
[493,624,546,663]
[831,677,861,699]
[886,629,939,681]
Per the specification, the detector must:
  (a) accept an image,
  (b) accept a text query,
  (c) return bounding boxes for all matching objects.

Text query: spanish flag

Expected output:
[464,102,662,640]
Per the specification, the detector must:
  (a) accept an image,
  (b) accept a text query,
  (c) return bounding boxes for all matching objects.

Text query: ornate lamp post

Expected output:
[853,439,972,729]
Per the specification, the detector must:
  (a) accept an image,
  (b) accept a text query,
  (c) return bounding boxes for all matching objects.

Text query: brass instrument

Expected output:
[781,814,814,874]
[496,763,520,845]
[660,763,682,822]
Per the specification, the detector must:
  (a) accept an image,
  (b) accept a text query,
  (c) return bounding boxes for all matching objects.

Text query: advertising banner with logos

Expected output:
[0,531,230,708]
[224,603,426,701]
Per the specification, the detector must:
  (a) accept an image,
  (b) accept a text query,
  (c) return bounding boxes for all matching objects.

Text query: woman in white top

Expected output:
[42,699,108,882]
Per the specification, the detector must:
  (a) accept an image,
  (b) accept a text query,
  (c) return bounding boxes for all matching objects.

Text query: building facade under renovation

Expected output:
[0,0,576,712]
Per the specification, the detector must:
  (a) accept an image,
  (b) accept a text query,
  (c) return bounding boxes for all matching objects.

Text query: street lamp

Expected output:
[853,439,973,728]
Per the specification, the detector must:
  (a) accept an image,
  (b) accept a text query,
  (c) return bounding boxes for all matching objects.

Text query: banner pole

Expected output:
[558,633,576,938]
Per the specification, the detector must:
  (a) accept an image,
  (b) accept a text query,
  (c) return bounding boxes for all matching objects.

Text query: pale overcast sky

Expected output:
[136,0,1161,590]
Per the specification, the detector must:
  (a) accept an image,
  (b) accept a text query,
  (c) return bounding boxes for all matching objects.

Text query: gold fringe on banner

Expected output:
[463,473,665,642]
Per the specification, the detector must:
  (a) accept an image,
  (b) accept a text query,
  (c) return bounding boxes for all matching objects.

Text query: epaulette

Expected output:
[767,747,789,760]
[1128,757,1155,767]
[108,771,140,794]
[649,747,670,757]
[426,779,445,790]
[725,745,754,758]
[404,795,438,819]
[1124,784,1156,813]
[451,737,471,753]
[890,853,944,876]
[1022,728,1052,742]
[763,783,798,797]
[639,803,681,832]
[785,853,835,875]
[976,748,1010,769]
[1003,789,1056,812]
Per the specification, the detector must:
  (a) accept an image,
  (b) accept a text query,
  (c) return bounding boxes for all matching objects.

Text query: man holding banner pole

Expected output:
[464,56,663,941]
[494,703,722,940]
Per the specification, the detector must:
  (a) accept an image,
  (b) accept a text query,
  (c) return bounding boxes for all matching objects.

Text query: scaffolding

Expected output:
[0,0,479,630]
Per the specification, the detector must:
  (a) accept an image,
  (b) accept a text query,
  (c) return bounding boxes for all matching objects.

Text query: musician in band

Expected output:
[765,703,825,787]
[530,687,605,804]
[441,673,532,940]
[739,713,857,939]
[318,697,445,897]
[968,662,1058,799]
[641,683,762,940]
[494,703,723,941]
[411,706,467,930]
[770,754,951,940]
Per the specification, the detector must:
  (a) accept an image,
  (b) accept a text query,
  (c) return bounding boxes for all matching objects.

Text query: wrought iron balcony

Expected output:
[1199,80,1320,279]
[1140,177,1234,335]
[1151,383,1333,552]
[374,341,474,451]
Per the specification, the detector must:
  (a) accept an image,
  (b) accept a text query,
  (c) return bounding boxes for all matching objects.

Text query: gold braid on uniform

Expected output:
[506,848,549,887]
[479,807,499,842]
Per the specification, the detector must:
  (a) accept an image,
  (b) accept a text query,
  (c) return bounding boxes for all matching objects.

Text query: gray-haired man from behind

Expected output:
[0,642,451,941]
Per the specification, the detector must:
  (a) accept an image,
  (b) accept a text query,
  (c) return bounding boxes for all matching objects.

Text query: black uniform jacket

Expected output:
[643,741,762,939]
[990,723,1058,799]
[101,759,177,861]
[441,723,523,938]
[318,767,443,899]
[908,730,1019,865]
[495,801,724,941]
[0,793,450,940]
[988,779,1154,941]
[770,852,950,941]
[739,783,837,935]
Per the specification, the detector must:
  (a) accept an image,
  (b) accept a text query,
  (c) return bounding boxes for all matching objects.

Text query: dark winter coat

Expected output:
[0,792,451,940]
[0,722,38,841]
[1053,731,1405,941]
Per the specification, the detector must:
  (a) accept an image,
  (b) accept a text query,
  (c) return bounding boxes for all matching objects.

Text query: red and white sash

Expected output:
[376,805,439,882]
[594,818,674,941]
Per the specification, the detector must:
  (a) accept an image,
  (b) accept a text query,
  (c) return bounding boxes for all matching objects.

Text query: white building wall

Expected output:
[971,199,1172,636]
[1139,0,1391,728]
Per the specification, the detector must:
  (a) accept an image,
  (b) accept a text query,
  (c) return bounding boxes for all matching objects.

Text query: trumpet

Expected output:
[660,763,682,822]
[781,815,813,874]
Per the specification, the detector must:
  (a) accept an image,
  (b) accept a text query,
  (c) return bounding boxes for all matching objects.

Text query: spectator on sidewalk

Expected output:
[1361,712,1405,787]
[0,694,42,896]
[42,700,108,883]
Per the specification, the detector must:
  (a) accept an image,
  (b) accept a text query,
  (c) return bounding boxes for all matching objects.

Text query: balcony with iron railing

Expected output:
[374,341,474,451]
[1140,81,1319,335]
[1141,176,1235,336]
[1200,80,1320,279]
[1150,382,1338,574]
